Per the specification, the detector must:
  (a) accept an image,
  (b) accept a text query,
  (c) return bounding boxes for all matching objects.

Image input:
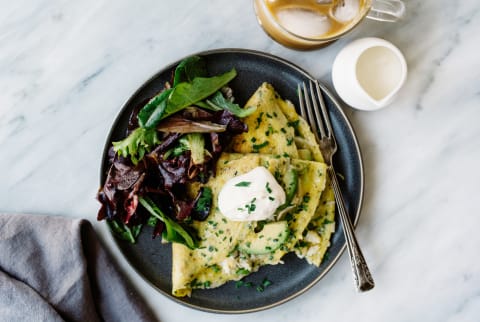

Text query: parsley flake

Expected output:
[235,181,251,187]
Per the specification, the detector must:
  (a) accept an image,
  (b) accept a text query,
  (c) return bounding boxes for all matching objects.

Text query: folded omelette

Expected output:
[172,83,336,297]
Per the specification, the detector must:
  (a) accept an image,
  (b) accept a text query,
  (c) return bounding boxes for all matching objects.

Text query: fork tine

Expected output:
[308,80,327,138]
[297,83,307,120]
[302,82,321,138]
[313,79,333,138]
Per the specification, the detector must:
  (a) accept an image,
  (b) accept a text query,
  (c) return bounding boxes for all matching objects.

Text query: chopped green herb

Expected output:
[190,278,198,287]
[295,194,311,213]
[236,268,250,275]
[246,203,256,214]
[252,141,269,151]
[262,278,272,288]
[303,194,311,203]
[265,182,272,193]
[210,264,221,273]
[324,251,330,261]
[245,198,257,214]
[323,219,334,225]
[235,181,251,187]
[296,240,308,248]
[287,119,300,129]
[265,125,274,137]
[274,169,282,181]
[255,112,264,129]
[254,220,266,233]
[147,215,158,227]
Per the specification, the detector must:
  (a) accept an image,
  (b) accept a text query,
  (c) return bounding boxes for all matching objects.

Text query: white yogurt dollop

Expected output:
[218,166,286,222]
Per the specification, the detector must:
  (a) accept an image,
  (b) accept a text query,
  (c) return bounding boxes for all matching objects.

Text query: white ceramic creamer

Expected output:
[332,37,407,110]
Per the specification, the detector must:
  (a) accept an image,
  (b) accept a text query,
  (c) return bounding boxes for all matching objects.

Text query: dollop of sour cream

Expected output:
[218,166,286,222]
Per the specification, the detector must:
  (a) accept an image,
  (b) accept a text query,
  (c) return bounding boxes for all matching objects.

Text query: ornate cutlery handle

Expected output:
[327,166,375,292]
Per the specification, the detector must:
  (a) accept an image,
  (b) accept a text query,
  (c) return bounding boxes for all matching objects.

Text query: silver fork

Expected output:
[298,79,374,292]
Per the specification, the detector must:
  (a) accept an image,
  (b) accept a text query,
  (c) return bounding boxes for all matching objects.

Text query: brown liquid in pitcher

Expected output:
[265,0,366,39]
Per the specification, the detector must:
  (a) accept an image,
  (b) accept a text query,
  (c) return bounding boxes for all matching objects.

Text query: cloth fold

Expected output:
[0,214,157,322]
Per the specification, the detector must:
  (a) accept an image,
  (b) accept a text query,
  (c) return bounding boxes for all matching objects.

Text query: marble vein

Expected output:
[1,0,480,321]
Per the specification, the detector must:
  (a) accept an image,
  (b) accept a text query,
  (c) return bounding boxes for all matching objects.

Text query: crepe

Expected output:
[232,83,336,266]
[172,153,326,296]
[171,83,335,296]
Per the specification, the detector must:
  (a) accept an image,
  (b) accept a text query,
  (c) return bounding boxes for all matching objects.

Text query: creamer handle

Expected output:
[367,0,405,22]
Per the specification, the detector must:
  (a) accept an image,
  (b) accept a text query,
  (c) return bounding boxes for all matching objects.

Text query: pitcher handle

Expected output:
[367,0,405,22]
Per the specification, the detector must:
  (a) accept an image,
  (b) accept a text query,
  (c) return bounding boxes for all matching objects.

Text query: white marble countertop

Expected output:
[1,1,479,321]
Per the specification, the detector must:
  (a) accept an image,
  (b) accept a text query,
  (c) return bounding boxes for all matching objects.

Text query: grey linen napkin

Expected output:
[0,214,158,322]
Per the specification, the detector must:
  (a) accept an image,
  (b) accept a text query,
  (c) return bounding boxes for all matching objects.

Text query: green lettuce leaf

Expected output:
[112,127,159,165]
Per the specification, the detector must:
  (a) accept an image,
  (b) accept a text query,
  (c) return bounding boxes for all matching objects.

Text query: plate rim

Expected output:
[100,48,364,314]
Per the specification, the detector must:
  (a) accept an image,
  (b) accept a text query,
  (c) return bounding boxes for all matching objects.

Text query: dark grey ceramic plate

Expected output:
[100,48,364,313]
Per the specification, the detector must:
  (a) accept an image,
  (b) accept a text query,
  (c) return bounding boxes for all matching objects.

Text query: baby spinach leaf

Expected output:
[137,69,236,130]
[107,219,142,244]
[206,91,257,118]
[139,196,198,249]
[163,68,237,119]
[194,100,222,111]
[173,55,207,86]
[138,88,173,129]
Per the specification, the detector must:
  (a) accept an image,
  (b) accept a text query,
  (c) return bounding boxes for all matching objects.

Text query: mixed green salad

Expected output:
[97,56,256,248]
